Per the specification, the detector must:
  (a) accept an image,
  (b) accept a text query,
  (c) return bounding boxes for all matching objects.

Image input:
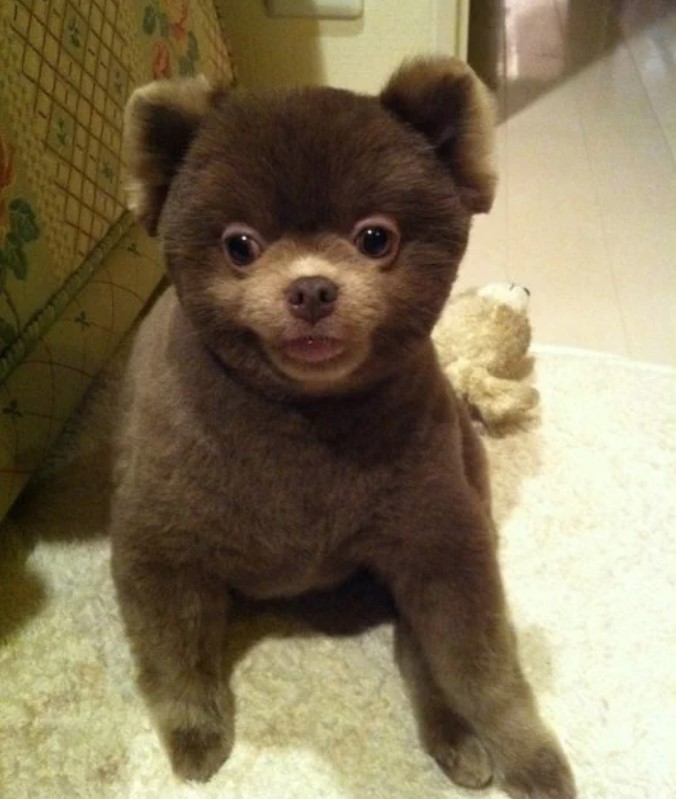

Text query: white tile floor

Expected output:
[458,0,676,366]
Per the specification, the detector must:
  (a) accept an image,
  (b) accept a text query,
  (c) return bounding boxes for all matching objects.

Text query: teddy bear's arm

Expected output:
[445,360,539,427]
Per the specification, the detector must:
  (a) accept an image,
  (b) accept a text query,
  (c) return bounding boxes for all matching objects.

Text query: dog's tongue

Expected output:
[282,336,345,364]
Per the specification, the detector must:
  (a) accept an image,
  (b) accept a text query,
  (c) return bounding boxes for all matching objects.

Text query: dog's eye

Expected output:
[359,227,390,257]
[221,225,264,268]
[352,216,400,262]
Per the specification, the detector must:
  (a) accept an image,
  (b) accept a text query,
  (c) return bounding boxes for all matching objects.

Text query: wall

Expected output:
[217,0,468,93]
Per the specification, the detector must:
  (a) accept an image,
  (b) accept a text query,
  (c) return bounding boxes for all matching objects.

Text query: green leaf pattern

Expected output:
[142,6,156,35]
[0,197,40,343]
[9,198,39,244]
[0,318,16,345]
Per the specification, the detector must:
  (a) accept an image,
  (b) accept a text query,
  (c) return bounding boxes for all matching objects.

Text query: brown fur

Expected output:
[112,58,575,797]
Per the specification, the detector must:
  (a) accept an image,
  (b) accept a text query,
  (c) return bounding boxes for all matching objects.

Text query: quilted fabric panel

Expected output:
[0,0,234,518]
[0,223,164,517]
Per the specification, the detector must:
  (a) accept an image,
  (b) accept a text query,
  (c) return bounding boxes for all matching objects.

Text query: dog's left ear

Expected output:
[381,57,496,214]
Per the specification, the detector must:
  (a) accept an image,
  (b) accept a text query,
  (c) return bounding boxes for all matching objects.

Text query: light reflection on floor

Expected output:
[460,0,676,366]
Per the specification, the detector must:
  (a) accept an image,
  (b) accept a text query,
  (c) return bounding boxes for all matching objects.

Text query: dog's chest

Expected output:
[213,422,383,538]
[162,386,400,594]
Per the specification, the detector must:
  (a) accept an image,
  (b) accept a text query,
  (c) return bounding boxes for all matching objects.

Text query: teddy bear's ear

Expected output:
[123,75,217,235]
[380,57,496,214]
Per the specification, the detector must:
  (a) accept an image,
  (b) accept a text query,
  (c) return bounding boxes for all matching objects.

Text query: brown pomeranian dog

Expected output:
[111,58,575,797]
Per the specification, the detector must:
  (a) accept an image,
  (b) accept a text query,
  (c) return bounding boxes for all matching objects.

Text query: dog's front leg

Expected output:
[112,554,231,781]
[396,616,494,789]
[374,492,575,799]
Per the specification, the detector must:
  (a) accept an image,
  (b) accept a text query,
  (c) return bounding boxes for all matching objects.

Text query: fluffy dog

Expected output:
[111,58,575,798]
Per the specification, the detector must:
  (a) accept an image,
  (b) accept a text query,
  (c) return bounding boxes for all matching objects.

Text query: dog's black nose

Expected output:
[286,276,338,324]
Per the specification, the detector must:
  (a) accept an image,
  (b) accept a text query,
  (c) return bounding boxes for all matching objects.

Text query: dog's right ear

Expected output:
[123,76,215,236]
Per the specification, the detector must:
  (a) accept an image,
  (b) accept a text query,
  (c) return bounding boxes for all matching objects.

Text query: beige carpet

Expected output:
[1,347,675,799]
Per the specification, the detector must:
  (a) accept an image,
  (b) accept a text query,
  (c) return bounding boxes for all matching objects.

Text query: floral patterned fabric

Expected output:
[0,0,234,518]
[143,0,203,80]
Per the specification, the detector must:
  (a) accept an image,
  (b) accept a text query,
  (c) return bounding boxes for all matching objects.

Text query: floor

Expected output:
[459,0,676,367]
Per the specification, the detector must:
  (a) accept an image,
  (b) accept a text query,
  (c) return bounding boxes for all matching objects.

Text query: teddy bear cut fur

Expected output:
[112,57,575,799]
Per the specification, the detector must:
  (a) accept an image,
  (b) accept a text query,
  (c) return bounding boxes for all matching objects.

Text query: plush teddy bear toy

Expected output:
[433,282,539,428]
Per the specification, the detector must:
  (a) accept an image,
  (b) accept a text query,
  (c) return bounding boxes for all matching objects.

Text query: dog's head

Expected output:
[124,59,495,396]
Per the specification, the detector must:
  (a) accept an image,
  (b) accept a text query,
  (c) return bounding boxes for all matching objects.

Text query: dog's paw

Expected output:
[432,731,494,789]
[168,726,231,782]
[501,744,576,799]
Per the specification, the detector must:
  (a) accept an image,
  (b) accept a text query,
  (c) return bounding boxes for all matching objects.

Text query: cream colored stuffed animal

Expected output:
[434,283,539,428]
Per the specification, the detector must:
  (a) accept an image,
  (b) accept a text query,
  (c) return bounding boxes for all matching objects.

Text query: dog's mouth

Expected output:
[280,335,346,365]
[261,326,369,387]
